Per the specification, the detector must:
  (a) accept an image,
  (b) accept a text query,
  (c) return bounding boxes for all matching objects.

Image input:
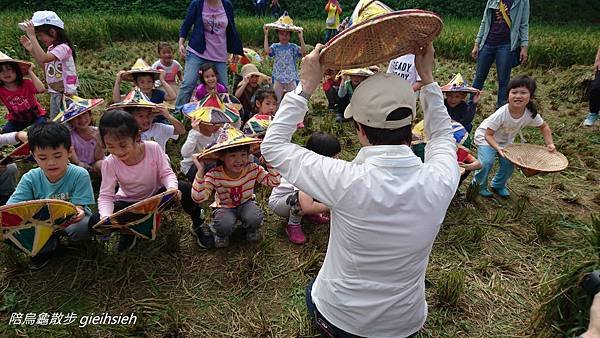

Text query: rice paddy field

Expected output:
[0,11,600,338]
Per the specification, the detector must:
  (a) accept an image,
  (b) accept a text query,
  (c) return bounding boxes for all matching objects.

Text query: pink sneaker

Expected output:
[297,122,305,129]
[305,213,330,225]
[285,223,306,245]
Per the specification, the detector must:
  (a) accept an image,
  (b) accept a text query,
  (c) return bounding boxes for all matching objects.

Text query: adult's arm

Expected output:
[595,45,600,71]
[179,0,199,57]
[472,2,489,59]
[519,0,530,47]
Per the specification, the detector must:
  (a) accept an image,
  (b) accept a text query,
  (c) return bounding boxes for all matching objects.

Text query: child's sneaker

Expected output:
[285,223,306,245]
[491,186,510,197]
[29,252,52,271]
[297,122,305,129]
[190,222,215,249]
[117,235,137,252]
[214,235,230,248]
[583,112,599,126]
[478,186,493,198]
[304,213,330,225]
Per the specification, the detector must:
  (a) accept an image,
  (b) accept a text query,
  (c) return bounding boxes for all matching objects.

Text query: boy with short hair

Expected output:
[441,73,481,133]
[7,122,95,269]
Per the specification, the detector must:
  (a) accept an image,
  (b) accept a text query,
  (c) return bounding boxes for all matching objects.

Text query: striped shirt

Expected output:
[192,162,280,208]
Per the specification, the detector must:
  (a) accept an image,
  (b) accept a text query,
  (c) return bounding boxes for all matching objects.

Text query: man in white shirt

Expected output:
[261,43,460,337]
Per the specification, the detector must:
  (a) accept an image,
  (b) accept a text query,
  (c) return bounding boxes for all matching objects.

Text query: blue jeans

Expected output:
[473,144,515,190]
[175,52,228,109]
[472,43,514,109]
[2,115,46,133]
[324,29,337,44]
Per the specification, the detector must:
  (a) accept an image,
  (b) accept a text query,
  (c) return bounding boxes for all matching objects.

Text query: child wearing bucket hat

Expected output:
[234,64,271,124]
[472,75,555,198]
[191,126,280,248]
[0,52,47,132]
[19,11,78,120]
[113,59,176,105]
[441,73,481,133]
[263,12,306,102]
[336,67,374,122]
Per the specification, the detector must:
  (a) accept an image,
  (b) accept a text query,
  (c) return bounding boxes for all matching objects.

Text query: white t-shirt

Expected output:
[474,104,544,147]
[179,128,220,174]
[386,54,421,86]
[151,59,182,85]
[141,123,178,151]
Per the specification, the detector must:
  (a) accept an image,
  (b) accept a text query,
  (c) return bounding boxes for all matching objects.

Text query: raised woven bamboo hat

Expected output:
[0,51,33,74]
[264,11,303,32]
[503,144,568,176]
[320,7,443,69]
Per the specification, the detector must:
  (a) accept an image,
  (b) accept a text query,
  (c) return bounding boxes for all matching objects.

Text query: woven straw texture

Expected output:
[503,144,568,173]
[320,10,443,69]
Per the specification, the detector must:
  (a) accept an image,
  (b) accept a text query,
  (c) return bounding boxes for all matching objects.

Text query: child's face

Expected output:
[350,75,366,87]
[256,96,278,116]
[70,112,92,130]
[203,68,218,88]
[248,75,260,88]
[32,145,71,183]
[446,92,467,108]
[135,75,155,93]
[508,86,531,110]
[159,48,173,64]
[36,31,54,47]
[103,134,139,163]
[0,64,16,84]
[131,108,155,132]
[277,30,291,44]
[220,149,249,176]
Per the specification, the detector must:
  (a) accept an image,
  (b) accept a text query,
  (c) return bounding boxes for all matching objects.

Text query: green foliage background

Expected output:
[2,0,599,23]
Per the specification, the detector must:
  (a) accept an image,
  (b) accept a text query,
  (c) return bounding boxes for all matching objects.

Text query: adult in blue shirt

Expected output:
[471,0,529,109]
[176,0,244,109]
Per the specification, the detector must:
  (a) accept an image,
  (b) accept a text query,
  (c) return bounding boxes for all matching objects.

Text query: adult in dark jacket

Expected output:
[176,0,244,108]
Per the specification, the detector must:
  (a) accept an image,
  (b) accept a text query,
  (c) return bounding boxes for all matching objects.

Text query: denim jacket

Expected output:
[179,0,244,56]
[475,0,529,51]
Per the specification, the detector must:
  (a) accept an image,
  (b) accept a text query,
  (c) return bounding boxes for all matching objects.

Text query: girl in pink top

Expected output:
[69,111,104,174]
[92,109,179,251]
[194,63,227,101]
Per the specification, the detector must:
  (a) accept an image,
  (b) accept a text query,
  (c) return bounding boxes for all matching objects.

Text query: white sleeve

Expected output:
[162,123,178,140]
[0,132,19,146]
[529,113,544,127]
[181,130,199,158]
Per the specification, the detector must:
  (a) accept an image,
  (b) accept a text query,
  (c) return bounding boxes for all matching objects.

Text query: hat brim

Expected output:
[341,69,374,77]
[198,139,262,161]
[320,9,443,69]
[265,23,303,32]
[121,70,161,82]
[58,98,105,124]
[0,59,33,75]
[441,85,479,94]
[503,144,568,174]
[106,102,158,112]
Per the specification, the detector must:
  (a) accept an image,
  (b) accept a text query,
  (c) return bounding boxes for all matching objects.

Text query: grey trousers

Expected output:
[0,164,18,200]
[212,201,263,237]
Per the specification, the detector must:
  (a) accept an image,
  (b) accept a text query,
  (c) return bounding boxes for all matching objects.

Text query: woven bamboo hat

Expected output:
[503,144,568,177]
[320,2,443,69]
[264,11,303,32]
[198,126,261,160]
[56,95,104,123]
[121,59,160,82]
[106,89,158,112]
[0,51,32,74]
[441,73,479,94]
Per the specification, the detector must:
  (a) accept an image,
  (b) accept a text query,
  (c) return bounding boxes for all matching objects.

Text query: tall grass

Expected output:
[1,12,599,67]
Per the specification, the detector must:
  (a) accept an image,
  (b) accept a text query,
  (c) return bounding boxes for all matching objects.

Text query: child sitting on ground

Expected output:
[152,42,183,98]
[194,63,228,101]
[263,13,306,102]
[191,127,281,248]
[472,75,555,198]
[234,64,271,124]
[113,59,176,104]
[91,110,179,252]
[243,87,278,128]
[7,122,95,269]
[108,89,185,151]
[0,54,46,132]
[337,68,374,122]
[0,130,28,205]
[322,69,340,111]
[441,73,481,133]
[269,131,340,244]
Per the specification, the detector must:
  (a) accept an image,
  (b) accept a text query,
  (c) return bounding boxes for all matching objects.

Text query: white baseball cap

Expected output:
[31,11,65,29]
[344,72,416,129]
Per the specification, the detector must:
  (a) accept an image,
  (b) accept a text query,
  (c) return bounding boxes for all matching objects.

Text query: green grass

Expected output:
[1,12,600,67]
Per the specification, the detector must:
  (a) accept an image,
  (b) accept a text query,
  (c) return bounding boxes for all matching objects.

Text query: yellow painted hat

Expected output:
[121,58,161,82]
[198,126,262,160]
[265,11,303,32]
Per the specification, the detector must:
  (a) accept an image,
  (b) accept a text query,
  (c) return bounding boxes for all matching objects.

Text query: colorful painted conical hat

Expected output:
[441,73,479,94]
[320,1,443,69]
[220,93,243,112]
[181,93,240,124]
[92,189,178,240]
[0,199,77,257]
[0,142,31,165]
[106,89,158,112]
[198,126,262,160]
[265,11,303,32]
[121,58,161,82]
[243,114,272,137]
[0,51,33,74]
[55,95,104,123]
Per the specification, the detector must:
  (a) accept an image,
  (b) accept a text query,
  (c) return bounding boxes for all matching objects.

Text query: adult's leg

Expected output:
[495,44,513,108]
[213,61,229,90]
[471,44,496,100]
[175,53,205,108]
[473,144,497,197]
[590,70,600,115]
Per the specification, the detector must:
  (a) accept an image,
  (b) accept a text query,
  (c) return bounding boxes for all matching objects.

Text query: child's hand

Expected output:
[71,206,85,223]
[157,105,170,118]
[298,30,304,40]
[158,69,166,81]
[19,35,33,52]
[472,90,482,104]
[192,154,206,173]
[16,131,28,143]
[547,143,556,153]
[263,25,269,34]
[497,147,507,158]
[21,20,36,36]
[116,70,127,81]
